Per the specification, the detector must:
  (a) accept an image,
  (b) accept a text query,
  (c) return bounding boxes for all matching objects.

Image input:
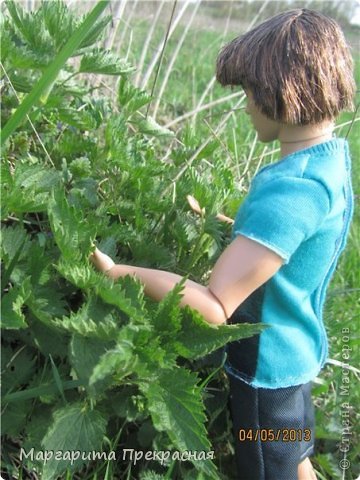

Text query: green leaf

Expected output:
[89,325,136,385]
[2,164,62,215]
[1,400,33,436]
[55,296,119,340]
[70,334,114,395]
[153,278,185,337]
[42,0,76,51]
[140,368,217,477]
[2,185,49,214]
[77,14,112,50]
[31,317,69,358]
[174,307,266,360]
[0,224,28,267]
[1,234,28,287]
[22,404,54,452]
[1,344,37,394]
[1,277,32,329]
[15,164,61,191]
[314,453,342,479]
[27,284,68,326]
[117,77,152,114]
[116,274,147,313]
[5,0,53,57]
[110,386,146,422]
[48,190,94,261]
[1,0,110,144]
[136,117,174,137]
[41,402,107,480]
[57,261,145,322]
[79,48,134,75]
[57,107,98,130]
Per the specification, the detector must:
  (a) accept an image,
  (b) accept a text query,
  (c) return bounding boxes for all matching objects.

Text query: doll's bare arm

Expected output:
[91,235,282,325]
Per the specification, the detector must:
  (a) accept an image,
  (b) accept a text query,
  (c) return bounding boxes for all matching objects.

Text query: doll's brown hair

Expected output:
[216,9,356,125]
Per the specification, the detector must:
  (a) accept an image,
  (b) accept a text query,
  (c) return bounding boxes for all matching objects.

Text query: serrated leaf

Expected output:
[5,0,53,56]
[117,77,152,114]
[42,0,76,51]
[70,334,113,395]
[77,14,112,50]
[6,43,49,70]
[28,284,68,326]
[48,190,94,261]
[15,164,61,191]
[31,317,69,358]
[87,321,157,385]
[89,346,133,385]
[1,18,13,63]
[41,402,107,480]
[2,1,110,145]
[2,164,61,215]
[314,453,342,479]
[136,117,174,137]
[1,400,32,436]
[110,386,146,421]
[140,368,217,477]
[79,48,134,75]
[57,261,145,322]
[57,107,98,130]
[118,274,147,312]
[2,187,49,214]
[1,277,32,329]
[89,325,136,385]
[153,278,185,336]
[22,404,54,452]
[55,296,119,340]
[0,225,28,266]
[1,344,37,393]
[24,242,53,286]
[174,307,266,360]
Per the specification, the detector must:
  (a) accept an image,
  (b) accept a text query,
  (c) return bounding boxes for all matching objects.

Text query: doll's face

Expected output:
[244,90,280,143]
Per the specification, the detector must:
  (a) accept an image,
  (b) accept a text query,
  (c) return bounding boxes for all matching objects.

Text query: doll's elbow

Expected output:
[206,289,228,325]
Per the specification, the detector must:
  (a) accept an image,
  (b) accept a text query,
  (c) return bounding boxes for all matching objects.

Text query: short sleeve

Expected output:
[233,176,331,263]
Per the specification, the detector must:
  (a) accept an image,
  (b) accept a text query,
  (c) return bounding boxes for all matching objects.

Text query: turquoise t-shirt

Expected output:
[225,138,353,388]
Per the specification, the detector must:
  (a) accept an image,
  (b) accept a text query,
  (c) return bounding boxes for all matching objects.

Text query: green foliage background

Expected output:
[1,1,359,479]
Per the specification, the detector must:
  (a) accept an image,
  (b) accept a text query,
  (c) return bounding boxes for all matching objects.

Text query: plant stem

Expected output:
[145,0,178,118]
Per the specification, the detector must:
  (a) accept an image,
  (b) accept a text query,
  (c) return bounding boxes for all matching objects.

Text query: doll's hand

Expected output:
[187,194,234,225]
[187,195,204,215]
[90,247,115,274]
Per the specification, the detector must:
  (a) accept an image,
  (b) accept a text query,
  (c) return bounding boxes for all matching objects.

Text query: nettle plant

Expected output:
[1,2,261,479]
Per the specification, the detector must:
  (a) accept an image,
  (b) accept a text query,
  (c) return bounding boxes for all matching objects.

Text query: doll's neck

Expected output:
[279,121,335,158]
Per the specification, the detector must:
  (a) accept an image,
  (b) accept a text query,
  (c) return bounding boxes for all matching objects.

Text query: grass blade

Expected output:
[49,354,67,403]
[1,0,109,146]
[152,0,200,118]
[2,380,84,403]
[140,0,190,89]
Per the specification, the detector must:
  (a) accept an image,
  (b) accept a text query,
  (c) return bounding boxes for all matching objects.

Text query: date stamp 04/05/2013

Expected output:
[238,428,312,443]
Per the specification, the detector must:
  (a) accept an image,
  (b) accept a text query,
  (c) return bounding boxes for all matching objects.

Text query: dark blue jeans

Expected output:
[227,373,315,480]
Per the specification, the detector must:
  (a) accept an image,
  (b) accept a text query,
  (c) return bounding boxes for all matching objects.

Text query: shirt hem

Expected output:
[224,361,324,389]
[233,230,290,264]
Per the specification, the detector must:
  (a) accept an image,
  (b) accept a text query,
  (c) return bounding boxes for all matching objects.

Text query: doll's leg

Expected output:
[298,457,317,479]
